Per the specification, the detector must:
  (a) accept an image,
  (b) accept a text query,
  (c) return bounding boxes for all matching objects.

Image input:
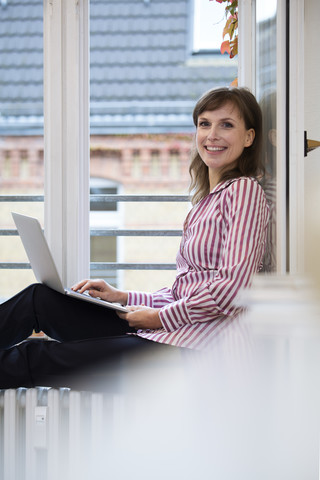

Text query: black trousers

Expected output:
[0,284,184,391]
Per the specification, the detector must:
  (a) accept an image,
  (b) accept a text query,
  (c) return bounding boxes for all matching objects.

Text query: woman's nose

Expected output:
[207,125,219,140]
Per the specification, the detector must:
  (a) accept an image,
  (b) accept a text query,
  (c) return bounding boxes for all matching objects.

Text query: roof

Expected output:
[0,0,237,135]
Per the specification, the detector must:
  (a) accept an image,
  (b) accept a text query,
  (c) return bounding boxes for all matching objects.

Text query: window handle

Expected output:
[304,131,320,156]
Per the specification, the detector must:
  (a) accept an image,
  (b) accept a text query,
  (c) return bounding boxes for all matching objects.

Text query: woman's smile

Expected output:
[205,146,227,152]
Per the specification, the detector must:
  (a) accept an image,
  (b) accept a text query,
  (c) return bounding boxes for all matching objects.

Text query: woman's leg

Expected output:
[0,283,186,391]
[32,284,135,341]
[0,335,183,390]
[0,283,134,349]
[0,284,41,349]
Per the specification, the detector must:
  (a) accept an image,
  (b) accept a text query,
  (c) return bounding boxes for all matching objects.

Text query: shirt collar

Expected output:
[209,178,238,195]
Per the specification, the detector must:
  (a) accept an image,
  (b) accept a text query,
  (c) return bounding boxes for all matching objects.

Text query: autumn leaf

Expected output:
[229,36,238,57]
[220,40,231,55]
[214,0,238,83]
[223,17,232,38]
[223,15,236,39]
[214,0,238,59]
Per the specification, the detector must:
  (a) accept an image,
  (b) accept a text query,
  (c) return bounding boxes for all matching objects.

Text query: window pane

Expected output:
[256,0,277,272]
[193,0,226,52]
[0,2,44,301]
[89,0,237,291]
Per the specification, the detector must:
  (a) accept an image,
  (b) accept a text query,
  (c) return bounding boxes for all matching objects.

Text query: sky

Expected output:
[193,0,226,52]
[193,0,278,52]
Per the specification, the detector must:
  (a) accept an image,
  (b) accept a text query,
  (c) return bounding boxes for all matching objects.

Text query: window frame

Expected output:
[43,0,90,286]
[238,0,289,274]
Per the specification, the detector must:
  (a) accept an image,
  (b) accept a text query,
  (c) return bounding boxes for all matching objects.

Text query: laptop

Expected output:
[12,212,128,313]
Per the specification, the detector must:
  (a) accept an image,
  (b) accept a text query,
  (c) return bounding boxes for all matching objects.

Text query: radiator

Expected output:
[0,387,125,480]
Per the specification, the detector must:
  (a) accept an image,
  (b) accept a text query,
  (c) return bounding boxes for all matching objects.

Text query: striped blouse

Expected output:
[127,177,270,350]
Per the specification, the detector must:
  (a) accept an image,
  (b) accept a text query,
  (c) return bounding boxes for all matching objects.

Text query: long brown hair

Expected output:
[189,87,264,205]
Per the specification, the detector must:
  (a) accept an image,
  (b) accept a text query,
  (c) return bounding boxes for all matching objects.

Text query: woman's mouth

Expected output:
[205,146,226,152]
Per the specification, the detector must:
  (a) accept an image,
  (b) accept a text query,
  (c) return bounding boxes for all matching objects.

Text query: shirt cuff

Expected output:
[127,291,154,307]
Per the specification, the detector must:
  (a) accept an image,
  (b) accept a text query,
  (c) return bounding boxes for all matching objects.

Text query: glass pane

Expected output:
[193,0,226,52]
[89,0,237,291]
[256,0,277,272]
[0,2,44,301]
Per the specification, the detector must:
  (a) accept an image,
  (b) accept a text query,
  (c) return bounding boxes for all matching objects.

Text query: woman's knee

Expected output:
[18,282,46,298]
[32,283,60,302]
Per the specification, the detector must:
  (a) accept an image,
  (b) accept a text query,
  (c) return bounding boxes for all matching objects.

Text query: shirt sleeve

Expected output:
[159,178,270,332]
[127,287,175,309]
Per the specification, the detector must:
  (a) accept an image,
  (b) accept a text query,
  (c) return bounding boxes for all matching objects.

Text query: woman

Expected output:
[0,87,269,389]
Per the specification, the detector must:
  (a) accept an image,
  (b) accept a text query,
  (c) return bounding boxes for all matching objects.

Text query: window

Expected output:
[192,0,226,53]
[0,1,44,301]
[255,0,278,272]
[89,0,236,292]
[1,0,238,300]
[90,179,120,286]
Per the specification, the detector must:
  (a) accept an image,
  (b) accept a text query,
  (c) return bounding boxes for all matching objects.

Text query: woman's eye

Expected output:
[198,121,210,127]
[221,122,233,128]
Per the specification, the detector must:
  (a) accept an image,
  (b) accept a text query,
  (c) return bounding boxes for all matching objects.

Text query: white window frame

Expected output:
[238,0,289,274]
[43,0,90,286]
[288,0,305,274]
[42,0,305,284]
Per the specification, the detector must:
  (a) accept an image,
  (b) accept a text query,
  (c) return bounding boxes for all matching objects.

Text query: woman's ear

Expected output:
[245,128,255,147]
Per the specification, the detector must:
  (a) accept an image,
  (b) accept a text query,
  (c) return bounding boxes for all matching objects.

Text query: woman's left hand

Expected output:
[117,305,162,330]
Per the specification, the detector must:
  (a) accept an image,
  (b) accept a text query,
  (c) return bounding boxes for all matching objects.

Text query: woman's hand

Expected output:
[118,306,162,330]
[71,278,128,305]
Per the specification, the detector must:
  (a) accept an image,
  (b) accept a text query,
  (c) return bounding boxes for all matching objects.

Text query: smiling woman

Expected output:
[189,87,264,204]
[0,87,269,390]
[196,105,255,189]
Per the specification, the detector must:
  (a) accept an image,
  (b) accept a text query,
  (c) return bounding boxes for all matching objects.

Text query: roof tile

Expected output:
[0,0,237,132]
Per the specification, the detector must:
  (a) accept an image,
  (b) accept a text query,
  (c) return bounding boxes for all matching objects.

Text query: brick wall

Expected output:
[0,133,193,296]
[0,133,192,192]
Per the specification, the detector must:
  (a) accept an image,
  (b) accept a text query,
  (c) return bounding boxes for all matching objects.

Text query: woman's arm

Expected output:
[158,178,270,331]
[72,281,173,330]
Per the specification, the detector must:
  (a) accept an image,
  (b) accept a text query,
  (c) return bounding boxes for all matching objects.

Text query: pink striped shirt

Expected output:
[128,177,269,350]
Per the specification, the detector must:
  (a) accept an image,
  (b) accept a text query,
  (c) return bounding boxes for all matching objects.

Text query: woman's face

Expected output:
[196,102,255,189]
